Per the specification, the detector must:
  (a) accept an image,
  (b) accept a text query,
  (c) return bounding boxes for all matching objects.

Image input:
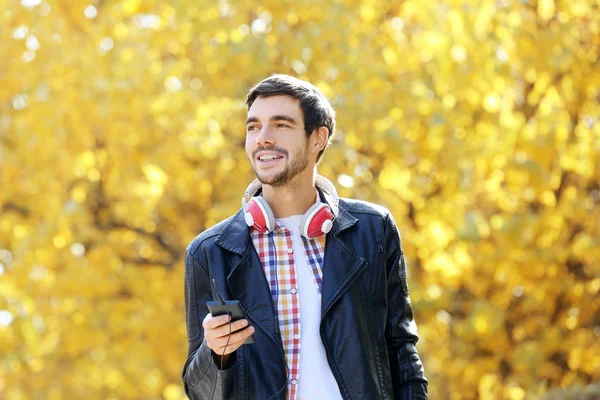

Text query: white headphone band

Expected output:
[241,179,263,209]
[315,175,339,218]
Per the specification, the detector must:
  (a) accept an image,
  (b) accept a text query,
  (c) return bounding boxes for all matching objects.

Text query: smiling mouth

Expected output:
[257,152,285,160]
[257,156,284,165]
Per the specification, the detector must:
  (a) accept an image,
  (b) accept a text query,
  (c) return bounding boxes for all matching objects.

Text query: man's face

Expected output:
[245,95,312,187]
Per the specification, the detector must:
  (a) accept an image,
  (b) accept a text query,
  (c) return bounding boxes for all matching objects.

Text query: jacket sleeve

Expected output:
[384,213,428,400]
[182,247,237,399]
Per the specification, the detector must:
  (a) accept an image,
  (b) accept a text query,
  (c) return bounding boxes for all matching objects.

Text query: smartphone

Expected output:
[207,300,256,344]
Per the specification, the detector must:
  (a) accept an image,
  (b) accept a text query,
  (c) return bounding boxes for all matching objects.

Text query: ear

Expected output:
[310,126,329,154]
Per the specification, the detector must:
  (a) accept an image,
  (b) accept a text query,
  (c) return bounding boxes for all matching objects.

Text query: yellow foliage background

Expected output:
[1,0,599,399]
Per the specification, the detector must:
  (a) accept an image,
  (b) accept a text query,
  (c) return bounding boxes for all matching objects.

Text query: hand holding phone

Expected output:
[204,279,256,358]
[202,312,255,357]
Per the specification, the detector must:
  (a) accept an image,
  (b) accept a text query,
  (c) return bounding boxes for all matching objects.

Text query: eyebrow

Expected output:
[245,115,297,125]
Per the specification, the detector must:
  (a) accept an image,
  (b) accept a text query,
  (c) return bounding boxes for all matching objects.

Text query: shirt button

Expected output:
[294,334,300,340]
[291,288,297,294]
[287,248,293,254]
[291,379,297,385]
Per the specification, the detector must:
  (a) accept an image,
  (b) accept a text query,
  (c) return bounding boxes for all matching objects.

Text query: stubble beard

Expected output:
[253,145,310,188]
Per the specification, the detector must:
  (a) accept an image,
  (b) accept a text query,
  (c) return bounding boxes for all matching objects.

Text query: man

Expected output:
[182,74,428,399]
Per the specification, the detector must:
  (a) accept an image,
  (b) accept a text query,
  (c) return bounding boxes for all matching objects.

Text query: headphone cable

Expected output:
[220,303,231,398]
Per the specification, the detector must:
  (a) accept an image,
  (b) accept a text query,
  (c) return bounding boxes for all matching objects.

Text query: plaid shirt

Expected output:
[251,223,326,400]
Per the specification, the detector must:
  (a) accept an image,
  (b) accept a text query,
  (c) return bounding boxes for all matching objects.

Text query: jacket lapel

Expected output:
[320,207,366,319]
[215,209,280,344]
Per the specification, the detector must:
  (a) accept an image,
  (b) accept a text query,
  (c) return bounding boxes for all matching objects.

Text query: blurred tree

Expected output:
[541,381,600,400]
[0,0,598,399]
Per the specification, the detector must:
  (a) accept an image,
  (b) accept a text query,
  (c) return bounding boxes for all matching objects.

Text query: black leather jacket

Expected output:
[182,193,428,399]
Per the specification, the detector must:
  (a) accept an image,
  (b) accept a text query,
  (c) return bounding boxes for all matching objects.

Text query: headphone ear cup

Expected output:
[300,203,334,239]
[247,196,276,233]
[245,198,265,231]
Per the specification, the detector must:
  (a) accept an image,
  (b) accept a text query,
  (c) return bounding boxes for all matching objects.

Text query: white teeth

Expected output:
[259,155,282,161]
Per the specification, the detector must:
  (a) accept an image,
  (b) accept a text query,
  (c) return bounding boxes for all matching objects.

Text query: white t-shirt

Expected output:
[276,214,343,400]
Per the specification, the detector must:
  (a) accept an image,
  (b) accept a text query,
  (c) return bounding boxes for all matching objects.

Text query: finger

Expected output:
[204,319,248,341]
[212,326,255,350]
[203,314,230,330]
[213,327,256,354]
[226,328,256,347]
[214,341,241,355]
[210,319,249,338]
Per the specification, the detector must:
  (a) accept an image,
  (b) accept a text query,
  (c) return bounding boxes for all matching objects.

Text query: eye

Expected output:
[277,123,290,128]
[247,125,258,132]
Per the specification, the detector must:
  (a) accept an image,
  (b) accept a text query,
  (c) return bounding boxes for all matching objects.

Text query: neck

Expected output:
[261,172,318,218]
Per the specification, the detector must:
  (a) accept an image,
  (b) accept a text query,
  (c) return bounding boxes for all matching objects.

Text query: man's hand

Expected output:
[203,313,255,363]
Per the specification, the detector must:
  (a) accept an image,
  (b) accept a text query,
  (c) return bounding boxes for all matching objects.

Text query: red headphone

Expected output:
[242,176,338,239]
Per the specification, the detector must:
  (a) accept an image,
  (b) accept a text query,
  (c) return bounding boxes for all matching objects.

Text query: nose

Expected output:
[256,126,276,146]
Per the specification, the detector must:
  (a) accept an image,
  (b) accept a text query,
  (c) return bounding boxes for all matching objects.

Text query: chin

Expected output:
[255,171,296,188]
[257,174,285,186]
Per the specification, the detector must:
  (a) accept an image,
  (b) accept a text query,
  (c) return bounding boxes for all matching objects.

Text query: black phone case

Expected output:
[206,300,256,344]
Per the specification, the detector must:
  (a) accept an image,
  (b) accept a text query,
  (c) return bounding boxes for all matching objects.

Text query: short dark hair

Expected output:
[246,74,336,164]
